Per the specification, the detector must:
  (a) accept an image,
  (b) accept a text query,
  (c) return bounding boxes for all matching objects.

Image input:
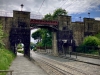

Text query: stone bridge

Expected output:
[0,10,100,58]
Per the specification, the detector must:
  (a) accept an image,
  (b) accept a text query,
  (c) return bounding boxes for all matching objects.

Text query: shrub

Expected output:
[17,49,24,54]
[0,23,15,75]
[77,36,100,55]
[33,47,37,51]
[83,36,100,46]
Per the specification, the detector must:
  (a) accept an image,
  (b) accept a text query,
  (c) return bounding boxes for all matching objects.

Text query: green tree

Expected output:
[43,13,53,20]
[41,8,68,48]
[17,43,23,49]
[52,8,67,20]
[40,28,52,48]
[32,29,42,43]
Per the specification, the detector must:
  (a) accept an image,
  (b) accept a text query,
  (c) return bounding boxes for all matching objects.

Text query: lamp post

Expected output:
[21,4,24,11]
[79,16,81,22]
[88,12,90,18]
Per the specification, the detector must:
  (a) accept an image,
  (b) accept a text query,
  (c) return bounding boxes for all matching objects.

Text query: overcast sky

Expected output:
[0,0,100,20]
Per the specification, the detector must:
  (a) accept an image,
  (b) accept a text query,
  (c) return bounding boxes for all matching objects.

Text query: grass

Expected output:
[17,49,24,54]
[0,48,15,75]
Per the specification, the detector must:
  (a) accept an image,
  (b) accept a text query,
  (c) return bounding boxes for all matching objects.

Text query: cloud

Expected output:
[0,0,100,16]
[95,17,100,21]
[62,0,100,14]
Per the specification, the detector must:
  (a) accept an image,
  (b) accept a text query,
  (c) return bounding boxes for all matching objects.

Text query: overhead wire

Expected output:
[59,0,81,22]
[60,0,67,8]
[38,0,45,13]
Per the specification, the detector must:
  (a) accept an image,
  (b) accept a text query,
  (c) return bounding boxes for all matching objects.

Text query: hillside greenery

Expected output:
[0,24,15,75]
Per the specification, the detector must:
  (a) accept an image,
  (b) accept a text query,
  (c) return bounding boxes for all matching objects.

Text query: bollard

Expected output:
[10,71,13,75]
[0,70,13,75]
[98,45,100,56]
[76,52,77,58]
[70,52,71,57]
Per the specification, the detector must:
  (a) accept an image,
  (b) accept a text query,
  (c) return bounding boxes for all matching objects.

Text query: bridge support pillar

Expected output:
[24,43,30,58]
[52,32,58,56]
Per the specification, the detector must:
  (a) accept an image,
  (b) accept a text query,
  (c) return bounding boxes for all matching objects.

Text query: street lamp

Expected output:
[88,12,90,18]
[79,16,81,22]
[21,4,24,11]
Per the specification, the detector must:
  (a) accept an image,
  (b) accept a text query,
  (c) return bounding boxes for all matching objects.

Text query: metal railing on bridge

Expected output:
[0,11,13,17]
[0,11,43,19]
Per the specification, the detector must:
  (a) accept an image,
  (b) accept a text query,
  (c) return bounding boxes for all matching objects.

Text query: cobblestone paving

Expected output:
[8,53,48,75]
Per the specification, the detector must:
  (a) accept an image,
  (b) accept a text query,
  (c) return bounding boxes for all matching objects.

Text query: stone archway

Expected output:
[9,10,59,58]
[9,27,30,57]
[30,26,59,56]
[1,10,75,58]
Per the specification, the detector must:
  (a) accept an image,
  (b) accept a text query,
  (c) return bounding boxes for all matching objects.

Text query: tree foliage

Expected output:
[43,13,53,20]
[76,36,100,54]
[32,29,41,40]
[52,8,67,20]
[32,28,52,48]
[40,28,52,47]
[43,8,68,20]
[95,32,100,39]
[83,36,100,46]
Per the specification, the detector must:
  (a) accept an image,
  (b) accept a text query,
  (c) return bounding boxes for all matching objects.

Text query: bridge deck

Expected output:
[30,19,58,25]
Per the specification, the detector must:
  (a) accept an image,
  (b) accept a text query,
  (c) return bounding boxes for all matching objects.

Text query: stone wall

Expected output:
[72,18,100,46]
[0,16,13,49]
[57,15,71,30]
[12,10,31,57]
[13,10,30,28]
[94,20,100,32]
[71,22,84,46]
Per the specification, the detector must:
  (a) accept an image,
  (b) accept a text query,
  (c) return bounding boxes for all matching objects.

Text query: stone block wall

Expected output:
[94,20,100,33]
[71,22,84,46]
[57,15,71,30]
[0,16,13,49]
[72,18,100,46]
[13,10,30,28]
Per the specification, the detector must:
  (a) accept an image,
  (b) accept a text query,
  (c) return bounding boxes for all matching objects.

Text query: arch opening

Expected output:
[30,26,56,54]
[16,43,24,56]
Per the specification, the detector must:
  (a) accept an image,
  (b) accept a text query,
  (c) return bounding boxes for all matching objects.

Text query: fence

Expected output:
[75,46,100,56]
[0,70,13,75]
[0,11,13,17]
[0,11,43,19]
[59,46,100,59]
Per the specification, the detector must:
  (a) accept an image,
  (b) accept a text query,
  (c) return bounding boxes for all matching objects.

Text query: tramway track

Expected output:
[32,52,93,75]
[38,55,91,75]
